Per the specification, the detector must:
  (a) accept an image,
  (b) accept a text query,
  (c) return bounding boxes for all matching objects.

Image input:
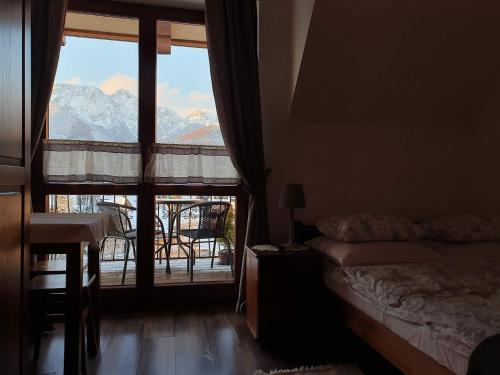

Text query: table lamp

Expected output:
[278,183,306,250]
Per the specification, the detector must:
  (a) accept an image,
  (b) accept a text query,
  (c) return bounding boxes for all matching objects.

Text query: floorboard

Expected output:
[33,305,401,375]
[95,316,143,375]
[137,337,175,375]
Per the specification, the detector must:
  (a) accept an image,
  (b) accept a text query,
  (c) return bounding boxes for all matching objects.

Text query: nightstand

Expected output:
[245,246,322,341]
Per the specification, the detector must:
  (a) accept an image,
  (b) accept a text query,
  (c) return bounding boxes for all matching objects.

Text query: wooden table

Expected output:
[30,213,114,374]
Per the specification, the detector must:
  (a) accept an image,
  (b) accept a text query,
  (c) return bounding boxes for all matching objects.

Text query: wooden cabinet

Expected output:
[245,247,322,341]
[0,0,30,373]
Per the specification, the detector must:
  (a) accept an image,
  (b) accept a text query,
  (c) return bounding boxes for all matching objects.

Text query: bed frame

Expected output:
[336,293,453,375]
[297,224,455,375]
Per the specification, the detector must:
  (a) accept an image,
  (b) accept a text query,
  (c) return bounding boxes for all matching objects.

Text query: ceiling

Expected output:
[65,12,207,45]
[112,0,204,10]
[290,0,500,128]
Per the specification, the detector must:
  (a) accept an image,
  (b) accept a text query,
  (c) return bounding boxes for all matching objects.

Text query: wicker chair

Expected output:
[97,202,137,284]
[166,202,232,282]
[97,201,169,284]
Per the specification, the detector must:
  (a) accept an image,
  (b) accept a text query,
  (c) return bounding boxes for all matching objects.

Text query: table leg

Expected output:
[88,242,101,354]
[65,243,83,374]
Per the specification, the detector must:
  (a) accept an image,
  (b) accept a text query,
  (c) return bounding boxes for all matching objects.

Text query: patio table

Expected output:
[155,198,204,254]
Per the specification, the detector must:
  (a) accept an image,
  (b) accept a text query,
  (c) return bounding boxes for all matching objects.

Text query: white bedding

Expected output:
[324,259,500,375]
[324,263,467,374]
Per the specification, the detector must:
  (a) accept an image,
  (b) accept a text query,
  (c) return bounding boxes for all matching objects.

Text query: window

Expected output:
[49,36,138,142]
[156,45,220,145]
[39,11,242,292]
[145,21,238,185]
[154,195,236,285]
[45,13,141,184]
[48,194,138,287]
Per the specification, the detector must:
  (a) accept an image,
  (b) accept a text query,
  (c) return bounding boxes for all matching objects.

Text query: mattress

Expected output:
[324,266,468,374]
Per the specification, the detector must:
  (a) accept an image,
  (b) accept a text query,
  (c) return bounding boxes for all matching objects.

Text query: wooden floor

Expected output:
[32,305,401,375]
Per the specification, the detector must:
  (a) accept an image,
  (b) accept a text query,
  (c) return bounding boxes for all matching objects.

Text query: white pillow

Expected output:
[306,236,442,266]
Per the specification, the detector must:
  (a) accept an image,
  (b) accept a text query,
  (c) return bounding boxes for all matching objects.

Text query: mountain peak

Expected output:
[49,82,223,145]
[186,109,218,126]
[112,88,136,99]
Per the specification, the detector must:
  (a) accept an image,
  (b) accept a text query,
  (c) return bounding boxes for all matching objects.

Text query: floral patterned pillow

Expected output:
[420,214,496,242]
[316,213,416,242]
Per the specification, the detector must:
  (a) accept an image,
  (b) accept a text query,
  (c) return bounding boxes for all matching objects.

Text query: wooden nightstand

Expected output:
[245,246,322,341]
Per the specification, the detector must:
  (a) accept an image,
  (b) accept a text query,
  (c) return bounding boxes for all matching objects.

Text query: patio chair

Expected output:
[97,202,169,284]
[97,202,137,285]
[166,202,232,282]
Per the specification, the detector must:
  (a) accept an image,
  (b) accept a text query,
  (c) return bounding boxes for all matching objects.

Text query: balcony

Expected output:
[47,194,235,286]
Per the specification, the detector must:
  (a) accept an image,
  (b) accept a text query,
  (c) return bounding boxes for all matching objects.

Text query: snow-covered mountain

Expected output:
[49,83,224,145]
[186,110,218,126]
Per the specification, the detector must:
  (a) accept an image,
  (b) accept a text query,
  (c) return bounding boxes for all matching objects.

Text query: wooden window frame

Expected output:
[31,0,247,306]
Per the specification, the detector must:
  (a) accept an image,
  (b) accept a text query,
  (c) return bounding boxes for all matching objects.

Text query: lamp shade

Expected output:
[278,183,306,208]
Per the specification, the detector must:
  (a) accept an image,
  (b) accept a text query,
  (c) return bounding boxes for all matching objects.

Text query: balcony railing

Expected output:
[47,194,236,286]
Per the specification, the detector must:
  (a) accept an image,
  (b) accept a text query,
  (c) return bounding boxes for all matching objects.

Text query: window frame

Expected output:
[32,0,247,304]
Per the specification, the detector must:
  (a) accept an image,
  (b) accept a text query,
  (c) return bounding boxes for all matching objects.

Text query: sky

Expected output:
[54,36,216,116]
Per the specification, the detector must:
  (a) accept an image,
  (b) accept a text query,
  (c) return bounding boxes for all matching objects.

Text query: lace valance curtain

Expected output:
[144,143,240,184]
[44,140,239,185]
[43,140,142,184]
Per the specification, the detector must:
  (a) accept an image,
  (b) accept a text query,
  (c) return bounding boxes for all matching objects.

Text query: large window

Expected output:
[45,13,141,286]
[39,12,241,291]
[152,22,236,284]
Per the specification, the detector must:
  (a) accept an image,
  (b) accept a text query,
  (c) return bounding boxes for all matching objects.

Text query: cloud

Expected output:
[137,80,217,117]
[157,81,180,106]
[65,76,80,85]
[100,73,138,96]
[188,90,213,102]
[157,82,179,98]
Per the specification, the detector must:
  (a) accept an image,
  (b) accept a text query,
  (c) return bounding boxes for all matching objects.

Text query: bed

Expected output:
[301,224,500,375]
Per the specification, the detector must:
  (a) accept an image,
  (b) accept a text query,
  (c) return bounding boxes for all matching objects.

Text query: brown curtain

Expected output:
[31,0,67,159]
[205,0,269,313]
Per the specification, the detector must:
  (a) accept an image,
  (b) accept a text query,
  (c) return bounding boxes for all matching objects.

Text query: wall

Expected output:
[259,0,500,242]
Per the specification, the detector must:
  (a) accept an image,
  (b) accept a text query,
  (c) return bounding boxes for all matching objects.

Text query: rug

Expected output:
[254,364,363,375]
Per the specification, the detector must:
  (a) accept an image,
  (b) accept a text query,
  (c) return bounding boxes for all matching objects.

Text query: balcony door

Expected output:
[33,3,245,302]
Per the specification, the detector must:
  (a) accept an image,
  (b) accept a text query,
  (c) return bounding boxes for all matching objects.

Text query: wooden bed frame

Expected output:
[335,293,453,375]
[296,224,455,375]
